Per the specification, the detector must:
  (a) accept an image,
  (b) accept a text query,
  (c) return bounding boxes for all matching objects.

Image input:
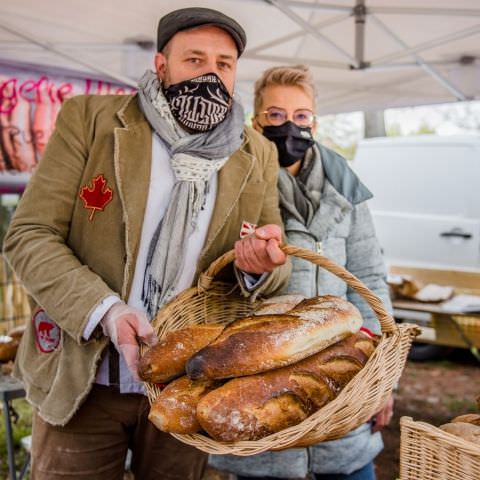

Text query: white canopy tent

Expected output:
[1,0,480,114]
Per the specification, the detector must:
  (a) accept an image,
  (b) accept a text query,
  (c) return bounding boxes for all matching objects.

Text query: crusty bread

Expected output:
[186,295,363,380]
[0,336,19,363]
[196,332,376,441]
[253,294,306,315]
[148,376,221,434]
[451,414,480,427]
[138,324,224,383]
[439,422,480,445]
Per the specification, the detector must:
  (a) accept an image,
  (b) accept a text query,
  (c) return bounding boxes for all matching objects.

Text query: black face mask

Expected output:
[262,121,314,167]
[163,73,231,132]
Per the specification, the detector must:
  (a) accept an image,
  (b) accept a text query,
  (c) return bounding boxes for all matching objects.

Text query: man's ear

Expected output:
[154,53,167,81]
[252,117,262,133]
[311,118,318,137]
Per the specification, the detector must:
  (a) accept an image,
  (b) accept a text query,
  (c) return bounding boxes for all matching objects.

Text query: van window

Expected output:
[354,143,480,218]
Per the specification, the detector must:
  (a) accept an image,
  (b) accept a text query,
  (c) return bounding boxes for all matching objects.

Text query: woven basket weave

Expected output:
[144,245,419,455]
[400,416,480,480]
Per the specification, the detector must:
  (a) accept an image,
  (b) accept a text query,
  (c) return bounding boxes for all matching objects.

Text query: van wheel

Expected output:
[408,343,452,361]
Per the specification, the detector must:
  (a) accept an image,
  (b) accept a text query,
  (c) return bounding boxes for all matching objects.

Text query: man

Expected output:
[3,8,289,479]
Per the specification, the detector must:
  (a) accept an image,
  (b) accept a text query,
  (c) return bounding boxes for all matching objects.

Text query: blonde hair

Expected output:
[254,64,316,114]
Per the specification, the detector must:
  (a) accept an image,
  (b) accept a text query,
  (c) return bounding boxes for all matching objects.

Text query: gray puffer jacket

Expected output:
[209,143,392,478]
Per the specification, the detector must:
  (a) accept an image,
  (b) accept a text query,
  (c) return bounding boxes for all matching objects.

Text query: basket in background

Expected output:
[400,416,480,480]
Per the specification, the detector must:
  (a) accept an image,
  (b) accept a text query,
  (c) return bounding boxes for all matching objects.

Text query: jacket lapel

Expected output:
[200,136,254,260]
[113,95,152,297]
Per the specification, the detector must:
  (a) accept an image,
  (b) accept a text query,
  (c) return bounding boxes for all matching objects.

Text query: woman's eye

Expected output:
[269,112,283,120]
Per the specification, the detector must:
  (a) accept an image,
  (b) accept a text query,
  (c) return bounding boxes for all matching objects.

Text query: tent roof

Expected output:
[1,0,480,113]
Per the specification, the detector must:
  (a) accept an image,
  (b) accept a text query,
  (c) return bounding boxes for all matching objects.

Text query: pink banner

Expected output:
[0,62,136,191]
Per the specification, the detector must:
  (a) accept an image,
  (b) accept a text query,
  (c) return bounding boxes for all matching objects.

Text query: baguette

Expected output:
[187,295,363,380]
[196,332,376,441]
[148,376,221,434]
[138,324,224,383]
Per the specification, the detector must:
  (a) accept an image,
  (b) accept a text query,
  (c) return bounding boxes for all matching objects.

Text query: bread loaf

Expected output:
[0,336,19,363]
[138,324,224,383]
[196,332,376,441]
[439,422,480,445]
[451,414,480,426]
[253,294,306,315]
[187,295,363,380]
[148,376,221,434]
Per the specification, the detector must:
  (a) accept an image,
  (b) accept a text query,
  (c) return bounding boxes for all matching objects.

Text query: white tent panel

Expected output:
[1,0,480,113]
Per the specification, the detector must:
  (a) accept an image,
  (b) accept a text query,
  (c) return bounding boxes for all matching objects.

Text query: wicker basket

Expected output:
[144,245,419,455]
[400,416,480,480]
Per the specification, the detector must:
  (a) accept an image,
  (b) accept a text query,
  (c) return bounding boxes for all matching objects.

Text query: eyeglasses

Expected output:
[257,107,316,128]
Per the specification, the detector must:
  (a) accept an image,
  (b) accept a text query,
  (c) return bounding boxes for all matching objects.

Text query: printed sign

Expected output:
[0,62,135,190]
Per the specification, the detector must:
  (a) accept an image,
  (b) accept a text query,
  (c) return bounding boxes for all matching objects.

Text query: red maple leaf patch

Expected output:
[79,174,113,221]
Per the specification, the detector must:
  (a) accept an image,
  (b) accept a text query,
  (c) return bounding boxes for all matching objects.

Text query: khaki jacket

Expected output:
[3,94,290,425]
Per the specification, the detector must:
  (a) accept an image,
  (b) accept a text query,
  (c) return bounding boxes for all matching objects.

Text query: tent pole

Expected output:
[264,1,480,17]
[246,13,350,55]
[369,6,480,17]
[244,53,349,69]
[0,20,137,87]
[246,0,350,13]
[369,15,468,101]
[354,0,367,69]
[264,0,357,65]
[371,24,480,65]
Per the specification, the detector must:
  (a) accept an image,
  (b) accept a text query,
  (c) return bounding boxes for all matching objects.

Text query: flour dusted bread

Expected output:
[148,376,221,434]
[196,332,376,441]
[253,294,306,315]
[138,324,224,383]
[187,295,363,380]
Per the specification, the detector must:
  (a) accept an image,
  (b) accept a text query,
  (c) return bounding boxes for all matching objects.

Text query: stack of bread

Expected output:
[438,398,480,446]
[139,294,378,442]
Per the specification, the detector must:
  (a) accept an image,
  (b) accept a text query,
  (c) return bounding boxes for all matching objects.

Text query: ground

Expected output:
[1,349,478,480]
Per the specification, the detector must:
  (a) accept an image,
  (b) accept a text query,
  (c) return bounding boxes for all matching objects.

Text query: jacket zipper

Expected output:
[315,241,323,296]
[286,229,323,297]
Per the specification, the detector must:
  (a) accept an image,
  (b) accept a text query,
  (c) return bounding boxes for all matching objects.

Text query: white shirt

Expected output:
[85,133,217,393]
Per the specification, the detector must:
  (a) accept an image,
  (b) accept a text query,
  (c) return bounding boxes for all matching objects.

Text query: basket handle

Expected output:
[198,244,397,335]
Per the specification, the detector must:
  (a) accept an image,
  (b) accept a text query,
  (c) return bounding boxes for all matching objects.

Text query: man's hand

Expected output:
[371,394,394,433]
[234,224,287,275]
[101,303,158,379]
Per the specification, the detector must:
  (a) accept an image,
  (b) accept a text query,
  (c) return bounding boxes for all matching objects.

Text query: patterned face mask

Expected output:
[163,73,232,132]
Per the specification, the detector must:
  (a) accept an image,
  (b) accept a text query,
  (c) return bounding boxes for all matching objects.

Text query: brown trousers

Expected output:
[31,384,207,480]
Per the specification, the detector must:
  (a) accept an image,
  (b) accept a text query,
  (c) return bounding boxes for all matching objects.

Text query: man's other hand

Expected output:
[234,224,287,274]
[101,303,158,379]
[371,394,394,433]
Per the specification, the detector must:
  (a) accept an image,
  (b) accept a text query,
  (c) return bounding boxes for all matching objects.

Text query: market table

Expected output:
[0,373,28,480]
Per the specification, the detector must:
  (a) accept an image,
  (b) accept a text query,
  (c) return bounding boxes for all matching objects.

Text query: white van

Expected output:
[353,135,480,358]
[353,135,480,272]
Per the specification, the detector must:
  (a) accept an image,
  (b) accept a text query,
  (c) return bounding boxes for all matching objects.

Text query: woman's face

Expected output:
[254,85,316,132]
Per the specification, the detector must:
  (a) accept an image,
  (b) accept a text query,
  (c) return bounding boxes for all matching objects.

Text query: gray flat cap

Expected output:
[157,7,246,56]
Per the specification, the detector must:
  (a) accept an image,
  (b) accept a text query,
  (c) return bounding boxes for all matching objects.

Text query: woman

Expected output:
[209,65,394,480]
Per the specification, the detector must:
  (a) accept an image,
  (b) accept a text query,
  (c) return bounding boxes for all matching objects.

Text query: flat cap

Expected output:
[157,7,246,56]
